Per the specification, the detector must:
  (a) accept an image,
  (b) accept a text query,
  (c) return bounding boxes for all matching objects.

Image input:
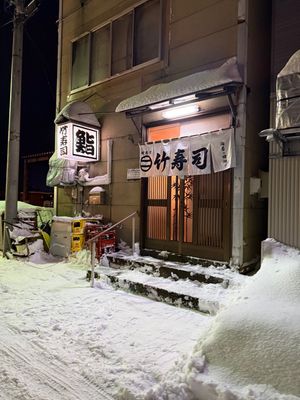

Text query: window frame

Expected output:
[70,0,164,93]
[70,31,91,92]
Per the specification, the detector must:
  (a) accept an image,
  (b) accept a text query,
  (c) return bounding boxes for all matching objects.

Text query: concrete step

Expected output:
[94,266,232,315]
[106,253,231,286]
[89,254,247,314]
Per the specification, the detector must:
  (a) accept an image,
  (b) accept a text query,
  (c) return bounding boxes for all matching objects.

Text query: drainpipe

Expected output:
[231,0,248,268]
[53,0,63,215]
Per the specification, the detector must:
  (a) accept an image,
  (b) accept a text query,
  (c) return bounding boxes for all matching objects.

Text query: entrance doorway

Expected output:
[141,118,232,262]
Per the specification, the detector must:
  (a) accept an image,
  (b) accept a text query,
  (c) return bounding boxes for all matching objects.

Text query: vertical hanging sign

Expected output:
[57,122,100,162]
[210,129,236,172]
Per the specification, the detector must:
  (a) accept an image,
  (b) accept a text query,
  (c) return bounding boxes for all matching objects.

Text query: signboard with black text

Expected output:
[139,129,235,177]
[57,122,99,162]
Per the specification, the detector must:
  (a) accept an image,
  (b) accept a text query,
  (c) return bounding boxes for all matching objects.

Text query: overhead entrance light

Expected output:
[172,94,197,105]
[162,104,199,119]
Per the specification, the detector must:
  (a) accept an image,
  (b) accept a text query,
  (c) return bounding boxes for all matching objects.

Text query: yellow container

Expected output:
[72,219,86,234]
[71,234,85,252]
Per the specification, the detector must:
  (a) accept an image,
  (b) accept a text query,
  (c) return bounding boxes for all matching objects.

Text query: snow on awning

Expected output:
[116,57,242,113]
[277,49,300,101]
[276,49,300,129]
[55,101,100,127]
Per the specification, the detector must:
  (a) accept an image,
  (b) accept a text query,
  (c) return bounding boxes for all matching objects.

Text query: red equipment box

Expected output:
[84,223,116,258]
[96,231,116,257]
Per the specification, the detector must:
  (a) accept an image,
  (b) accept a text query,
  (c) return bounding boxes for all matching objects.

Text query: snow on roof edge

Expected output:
[0,201,53,214]
[116,57,242,113]
[277,49,300,77]
[55,101,100,127]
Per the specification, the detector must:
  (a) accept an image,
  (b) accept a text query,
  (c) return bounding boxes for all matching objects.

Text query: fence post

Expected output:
[91,241,96,288]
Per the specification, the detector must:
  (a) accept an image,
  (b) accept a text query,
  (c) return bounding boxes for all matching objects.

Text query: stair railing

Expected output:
[86,211,137,287]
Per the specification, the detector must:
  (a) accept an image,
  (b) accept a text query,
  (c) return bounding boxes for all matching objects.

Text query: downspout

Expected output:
[231,0,247,268]
[53,0,63,215]
[106,139,112,185]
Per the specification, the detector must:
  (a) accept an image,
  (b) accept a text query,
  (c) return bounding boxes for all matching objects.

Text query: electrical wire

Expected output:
[0,18,13,29]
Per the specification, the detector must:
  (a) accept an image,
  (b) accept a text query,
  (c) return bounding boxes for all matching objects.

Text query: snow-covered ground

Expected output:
[0,239,299,400]
[0,246,212,399]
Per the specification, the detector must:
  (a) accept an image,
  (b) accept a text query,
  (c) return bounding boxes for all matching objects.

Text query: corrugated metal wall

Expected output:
[268,0,300,248]
[269,156,300,248]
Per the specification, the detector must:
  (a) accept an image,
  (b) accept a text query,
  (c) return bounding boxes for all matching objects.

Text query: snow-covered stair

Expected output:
[107,253,232,285]
[102,268,226,314]
[91,254,247,315]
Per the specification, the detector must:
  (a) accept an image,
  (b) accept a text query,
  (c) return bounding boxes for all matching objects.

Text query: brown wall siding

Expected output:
[170,0,237,50]
[168,26,237,76]
[61,0,239,105]
[58,0,241,246]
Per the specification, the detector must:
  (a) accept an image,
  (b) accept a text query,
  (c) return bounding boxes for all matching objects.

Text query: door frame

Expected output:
[140,169,232,262]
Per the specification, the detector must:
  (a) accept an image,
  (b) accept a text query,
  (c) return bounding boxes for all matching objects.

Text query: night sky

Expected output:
[0,0,58,196]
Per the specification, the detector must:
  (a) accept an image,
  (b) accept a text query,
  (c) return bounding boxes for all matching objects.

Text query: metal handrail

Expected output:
[86,211,137,244]
[89,211,138,288]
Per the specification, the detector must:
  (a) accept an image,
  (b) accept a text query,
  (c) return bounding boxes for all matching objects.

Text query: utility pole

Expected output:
[3,0,39,256]
[3,0,25,255]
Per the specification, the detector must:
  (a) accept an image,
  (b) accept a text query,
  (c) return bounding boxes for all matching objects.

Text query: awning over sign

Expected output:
[55,101,100,127]
[116,57,242,114]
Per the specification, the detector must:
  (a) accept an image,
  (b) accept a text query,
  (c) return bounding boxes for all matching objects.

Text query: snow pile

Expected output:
[0,201,53,225]
[28,239,63,264]
[150,239,300,399]
[68,248,91,268]
[117,239,133,255]
[0,201,39,213]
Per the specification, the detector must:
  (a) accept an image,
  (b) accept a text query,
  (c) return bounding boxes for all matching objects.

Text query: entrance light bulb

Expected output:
[162,104,199,119]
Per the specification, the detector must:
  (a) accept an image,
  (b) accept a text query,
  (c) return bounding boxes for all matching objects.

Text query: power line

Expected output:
[0,18,13,29]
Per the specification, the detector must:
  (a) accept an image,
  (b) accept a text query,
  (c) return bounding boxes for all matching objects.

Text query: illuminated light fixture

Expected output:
[162,104,199,119]
[149,101,170,110]
[172,94,197,104]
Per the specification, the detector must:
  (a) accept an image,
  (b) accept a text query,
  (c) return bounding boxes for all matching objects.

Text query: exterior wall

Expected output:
[168,0,238,78]
[268,0,300,248]
[269,156,300,248]
[241,0,270,264]
[57,0,270,265]
[58,0,239,247]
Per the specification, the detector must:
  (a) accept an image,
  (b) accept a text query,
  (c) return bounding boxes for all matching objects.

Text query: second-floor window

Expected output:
[71,0,162,91]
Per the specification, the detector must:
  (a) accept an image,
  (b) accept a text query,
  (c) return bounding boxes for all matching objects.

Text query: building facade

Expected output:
[263,0,300,249]
[54,0,271,269]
